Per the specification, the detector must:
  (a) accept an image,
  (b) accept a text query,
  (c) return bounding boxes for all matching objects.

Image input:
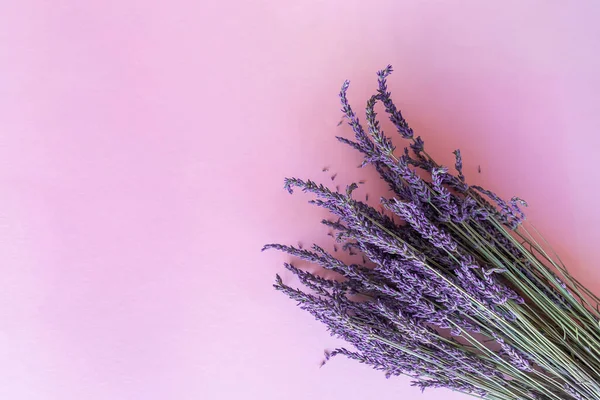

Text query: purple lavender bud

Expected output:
[510,196,528,223]
[564,383,583,400]
[366,95,395,155]
[410,136,424,153]
[431,166,461,222]
[376,65,414,139]
[453,149,465,182]
[262,243,349,276]
[458,196,487,222]
[283,263,351,296]
[335,135,368,156]
[383,199,458,252]
[390,156,431,203]
[283,177,344,201]
[339,80,377,154]
[493,334,533,372]
[412,378,487,397]
[472,186,526,229]
[555,276,568,290]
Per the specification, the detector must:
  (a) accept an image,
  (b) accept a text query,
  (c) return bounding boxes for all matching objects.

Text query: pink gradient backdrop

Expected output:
[1,1,600,399]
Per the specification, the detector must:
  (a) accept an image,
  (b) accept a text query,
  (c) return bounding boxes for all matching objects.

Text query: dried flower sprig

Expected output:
[265,66,600,400]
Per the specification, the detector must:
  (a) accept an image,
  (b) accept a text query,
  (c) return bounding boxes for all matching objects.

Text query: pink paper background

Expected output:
[1,1,600,399]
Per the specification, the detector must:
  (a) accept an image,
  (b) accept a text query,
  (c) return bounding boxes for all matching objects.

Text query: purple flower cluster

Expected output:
[261,67,597,399]
[472,186,527,229]
[272,273,498,397]
[493,334,533,372]
[453,149,465,183]
[382,198,458,251]
[430,166,460,222]
[413,378,487,397]
[376,65,414,140]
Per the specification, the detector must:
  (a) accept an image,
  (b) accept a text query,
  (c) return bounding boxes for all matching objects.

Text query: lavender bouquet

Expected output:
[264,66,600,400]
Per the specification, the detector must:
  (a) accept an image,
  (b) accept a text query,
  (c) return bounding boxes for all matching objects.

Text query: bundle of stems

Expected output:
[264,66,600,400]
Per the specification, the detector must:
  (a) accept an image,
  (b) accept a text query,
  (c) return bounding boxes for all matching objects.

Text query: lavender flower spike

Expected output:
[376,65,414,139]
[383,198,458,252]
[493,334,533,372]
[365,95,395,155]
[339,80,376,155]
[453,149,465,182]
